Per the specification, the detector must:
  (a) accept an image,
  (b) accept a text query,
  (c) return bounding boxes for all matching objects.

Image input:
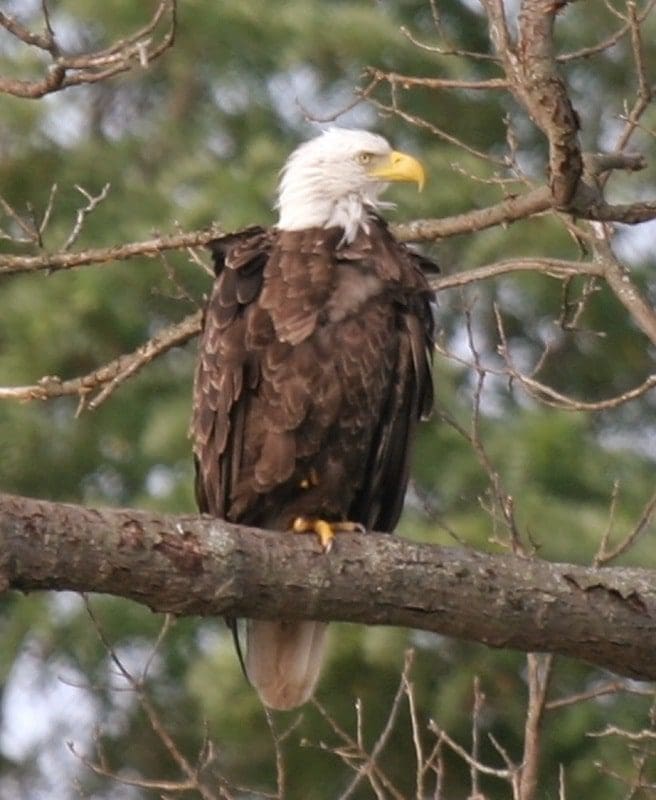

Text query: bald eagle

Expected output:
[192,128,435,710]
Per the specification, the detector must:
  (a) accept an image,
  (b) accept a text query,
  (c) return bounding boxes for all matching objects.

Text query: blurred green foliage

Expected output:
[1,1,655,798]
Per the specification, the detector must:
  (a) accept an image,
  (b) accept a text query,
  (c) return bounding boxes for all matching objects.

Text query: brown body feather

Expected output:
[192,216,435,708]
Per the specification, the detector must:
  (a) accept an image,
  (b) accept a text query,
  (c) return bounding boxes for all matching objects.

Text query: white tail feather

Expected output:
[245,620,328,710]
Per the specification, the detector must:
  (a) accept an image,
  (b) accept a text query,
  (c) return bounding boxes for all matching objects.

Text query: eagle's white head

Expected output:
[276,128,425,243]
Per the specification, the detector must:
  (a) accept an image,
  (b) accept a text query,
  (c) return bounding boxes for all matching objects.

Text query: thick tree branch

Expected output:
[480,0,584,207]
[2,492,656,682]
[515,0,583,206]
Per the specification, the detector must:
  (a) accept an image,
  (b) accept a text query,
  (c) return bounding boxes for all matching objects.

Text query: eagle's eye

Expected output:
[357,152,373,165]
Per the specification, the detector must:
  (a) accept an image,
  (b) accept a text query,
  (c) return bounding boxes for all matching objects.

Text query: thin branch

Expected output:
[430,257,603,292]
[519,654,554,800]
[67,742,200,794]
[367,67,510,91]
[329,654,409,800]
[594,487,656,567]
[428,718,514,781]
[0,10,56,52]
[558,0,656,62]
[596,234,656,348]
[0,310,202,412]
[402,652,425,800]
[491,306,656,411]
[470,677,485,799]
[0,227,222,276]
[400,24,500,62]
[589,725,656,742]
[607,0,654,157]
[0,194,38,242]
[372,94,507,166]
[546,680,653,711]
[0,0,177,99]
[82,597,223,800]
[62,183,111,251]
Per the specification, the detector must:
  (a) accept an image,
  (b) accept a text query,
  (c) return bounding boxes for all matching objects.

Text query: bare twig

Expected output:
[372,93,508,166]
[320,654,410,800]
[0,0,177,99]
[0,194,38,243]
[400,23,500,61]
[81,597,225,800]
[428,718,514,782]
[62,183,111,251]
[470,678,485,799]
[546,680,654,711]
[589,725,656,742]
[367,67,510,92]
[594,487,656,566]
[402,653,425,800]
[0,310,202,412]
[491,306,656,411]
[0,227,222,276]
[519,654,554,800]
[558,0,656,62]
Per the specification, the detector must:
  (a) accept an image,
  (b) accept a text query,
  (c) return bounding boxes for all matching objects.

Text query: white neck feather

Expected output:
[278,192,374,243]
[276,160,388,244]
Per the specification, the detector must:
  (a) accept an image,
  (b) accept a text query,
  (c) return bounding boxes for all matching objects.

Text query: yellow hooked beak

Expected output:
[368,150,425,191]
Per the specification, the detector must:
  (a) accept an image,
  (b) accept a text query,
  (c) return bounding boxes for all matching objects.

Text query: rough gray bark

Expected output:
[1,492,655,680]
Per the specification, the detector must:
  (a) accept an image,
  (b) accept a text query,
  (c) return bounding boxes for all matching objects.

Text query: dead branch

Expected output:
[372,94,507,165]
[430,256,603,291]
[428,719,513,783]
[0,146,650,282]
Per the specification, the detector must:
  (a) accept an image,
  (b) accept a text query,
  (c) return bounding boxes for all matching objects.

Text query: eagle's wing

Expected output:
[191,226,270,518]
[339,221,435,531]
[192,226,339,525]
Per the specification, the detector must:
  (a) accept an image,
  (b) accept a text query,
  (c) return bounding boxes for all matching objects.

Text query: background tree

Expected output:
[1,1,656,798]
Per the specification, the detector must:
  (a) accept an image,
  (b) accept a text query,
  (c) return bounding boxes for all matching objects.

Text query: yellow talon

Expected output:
[292,517,365,552]
[315,520,336,551]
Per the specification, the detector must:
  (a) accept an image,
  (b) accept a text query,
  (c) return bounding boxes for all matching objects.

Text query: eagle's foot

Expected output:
[291,517,365,552]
